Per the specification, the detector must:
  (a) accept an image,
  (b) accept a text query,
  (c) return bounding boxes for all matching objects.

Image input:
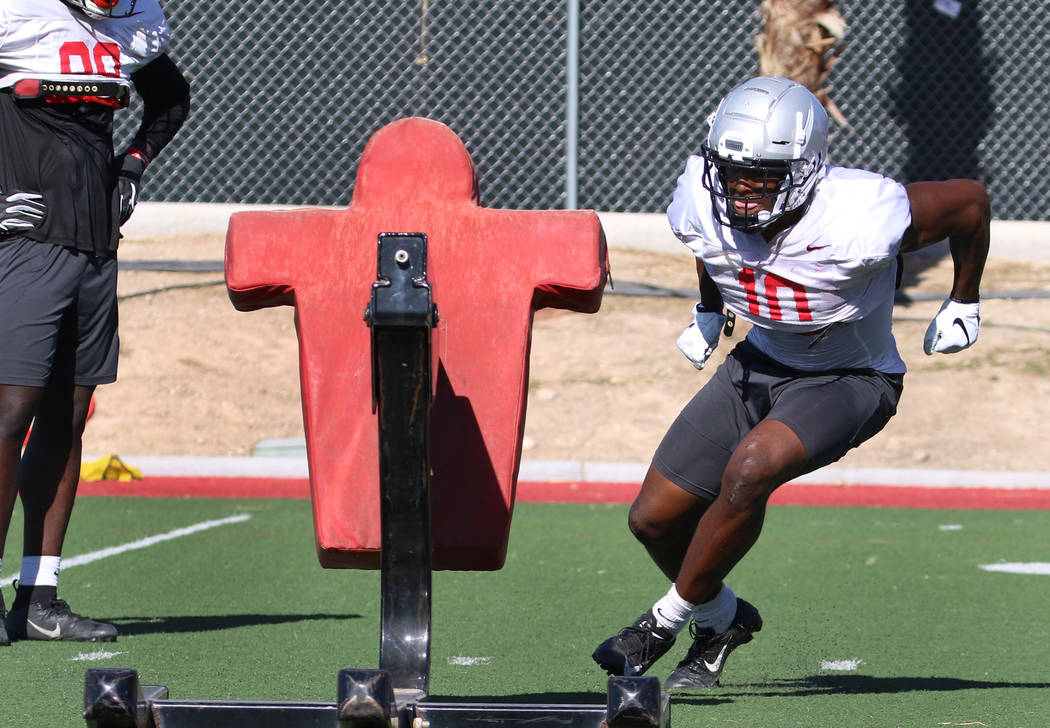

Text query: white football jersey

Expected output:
[0,0,169,92]
[667,158,912,372]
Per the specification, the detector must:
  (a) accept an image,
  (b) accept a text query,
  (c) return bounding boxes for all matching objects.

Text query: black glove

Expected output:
[0,189,47,237]
[117,150,148,225]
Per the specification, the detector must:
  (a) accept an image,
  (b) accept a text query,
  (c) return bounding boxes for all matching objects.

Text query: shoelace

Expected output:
[622,617,670,660]
[681,621,717,661]
[619,621,650,640]
[43,598,76,616]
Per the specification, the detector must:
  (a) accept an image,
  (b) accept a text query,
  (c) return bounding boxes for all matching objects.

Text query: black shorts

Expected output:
[0,237,118,387]
[653,340,904,500]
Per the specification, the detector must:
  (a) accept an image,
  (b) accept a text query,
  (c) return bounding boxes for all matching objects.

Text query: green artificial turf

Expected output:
[2,497,1049,726]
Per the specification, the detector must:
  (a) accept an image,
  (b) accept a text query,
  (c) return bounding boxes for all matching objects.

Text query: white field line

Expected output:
[448,656,493,666]
[71,650,128,662]
[820,659,864,671]
[979,562,1050,575]
[1,513,251,587]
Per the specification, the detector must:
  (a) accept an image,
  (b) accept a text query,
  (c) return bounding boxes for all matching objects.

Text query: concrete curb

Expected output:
[85,454,1050,490]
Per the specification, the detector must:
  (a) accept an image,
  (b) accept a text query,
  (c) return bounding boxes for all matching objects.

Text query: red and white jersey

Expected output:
[667,158,912,372]
[0,0,169,92]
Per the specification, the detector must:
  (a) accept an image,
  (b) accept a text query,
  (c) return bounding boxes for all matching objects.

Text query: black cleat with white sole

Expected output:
[4,598,118,642]
[592,609,676,677]
[663,598,761,690]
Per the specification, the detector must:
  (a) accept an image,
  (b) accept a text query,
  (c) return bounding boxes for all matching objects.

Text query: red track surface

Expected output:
[77,476,1050,509]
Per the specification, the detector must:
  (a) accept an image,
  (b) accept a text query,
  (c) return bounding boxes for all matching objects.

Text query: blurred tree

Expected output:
[755,0,848,127]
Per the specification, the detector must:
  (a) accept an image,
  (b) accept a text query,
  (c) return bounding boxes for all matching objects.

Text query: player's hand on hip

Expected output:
[923,297,980,354]
[117,151,148,225]
[0,189,47,236]
[676,303,727,370]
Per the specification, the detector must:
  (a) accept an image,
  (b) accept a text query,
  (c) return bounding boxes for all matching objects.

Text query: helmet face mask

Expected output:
[61,0,138,19]
[701,146,816,233]
[700,76,829,233]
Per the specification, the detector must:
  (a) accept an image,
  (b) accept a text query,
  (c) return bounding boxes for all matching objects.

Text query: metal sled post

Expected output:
[366,232,438,703]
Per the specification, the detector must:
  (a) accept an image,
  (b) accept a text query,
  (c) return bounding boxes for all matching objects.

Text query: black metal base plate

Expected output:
[84,669,670,728]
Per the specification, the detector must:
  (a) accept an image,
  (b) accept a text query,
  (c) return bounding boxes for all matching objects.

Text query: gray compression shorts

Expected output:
[653,339,904,500]
[0,237,118,387]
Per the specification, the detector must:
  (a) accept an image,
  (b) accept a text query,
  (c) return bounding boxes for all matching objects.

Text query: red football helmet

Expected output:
[60,0,138,18]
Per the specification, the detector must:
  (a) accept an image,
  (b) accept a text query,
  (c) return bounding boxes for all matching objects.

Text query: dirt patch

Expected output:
[85,233,1050,474]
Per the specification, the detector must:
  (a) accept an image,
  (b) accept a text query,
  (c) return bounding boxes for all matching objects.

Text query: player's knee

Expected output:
[720,458,777,513]
[33,387,92,436]
[0,395,37,446]
[0,417,30,448]
[627,502,674,546]
[721,431,802,512]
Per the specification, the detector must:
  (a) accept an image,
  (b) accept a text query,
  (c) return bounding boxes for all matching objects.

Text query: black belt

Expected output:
[11,77,130,108]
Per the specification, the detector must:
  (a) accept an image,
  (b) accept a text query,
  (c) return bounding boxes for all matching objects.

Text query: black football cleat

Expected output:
[592,609,676,677]
[663,598,762,690]
[4,597,117,642]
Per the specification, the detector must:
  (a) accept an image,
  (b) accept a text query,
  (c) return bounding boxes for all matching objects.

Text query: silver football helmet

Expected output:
[700,76,829,233]
[60,0,138,19]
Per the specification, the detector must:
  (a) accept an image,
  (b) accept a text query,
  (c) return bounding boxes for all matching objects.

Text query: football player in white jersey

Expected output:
[0,0,190,645]
[593,76,988,689]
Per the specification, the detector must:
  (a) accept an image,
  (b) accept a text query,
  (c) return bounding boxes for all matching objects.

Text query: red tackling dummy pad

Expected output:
[225,117,608,570]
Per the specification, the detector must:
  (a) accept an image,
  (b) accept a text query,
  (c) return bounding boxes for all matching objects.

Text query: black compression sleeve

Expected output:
[128,53,191,160]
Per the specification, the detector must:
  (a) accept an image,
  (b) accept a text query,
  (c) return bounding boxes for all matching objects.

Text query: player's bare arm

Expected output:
[117,54,192,225]
[900,179,990,302]
[696,258,723,312]
[901,179,990,354]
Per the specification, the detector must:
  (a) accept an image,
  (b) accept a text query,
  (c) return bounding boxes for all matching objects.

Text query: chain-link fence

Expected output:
[120,1,1050,220]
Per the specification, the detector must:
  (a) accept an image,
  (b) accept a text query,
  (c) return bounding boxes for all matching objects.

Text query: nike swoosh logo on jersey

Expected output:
[703,644,729,672]
[27,619,61,639]
[806,244,830,251]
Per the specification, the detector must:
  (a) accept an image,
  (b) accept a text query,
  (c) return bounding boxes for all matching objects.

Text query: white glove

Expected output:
[0,190,46,236]
[676,303,727,370]
[923,297,980,355]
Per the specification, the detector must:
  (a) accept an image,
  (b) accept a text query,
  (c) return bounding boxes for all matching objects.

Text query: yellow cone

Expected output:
[80,454,143,482]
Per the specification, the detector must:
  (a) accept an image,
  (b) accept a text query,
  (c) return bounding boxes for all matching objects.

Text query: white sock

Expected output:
[651,583,695,634]
[691,583,737,634]
[19,555,61,588]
